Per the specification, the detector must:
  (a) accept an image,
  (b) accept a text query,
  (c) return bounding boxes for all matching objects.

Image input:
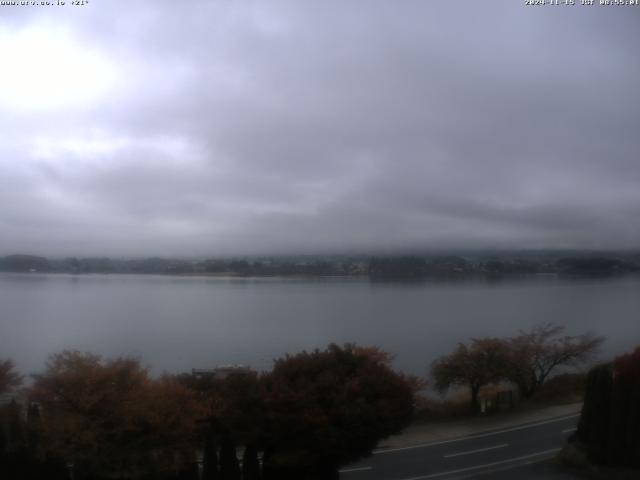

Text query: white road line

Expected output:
[374,413,579,455]
[444,457,549,480]
[562,427,577,433]
[339,466,372,473]
[443,443,508,458]
[396,448,561,480]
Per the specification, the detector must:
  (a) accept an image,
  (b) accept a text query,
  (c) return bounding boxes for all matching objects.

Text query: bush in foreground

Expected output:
[1,344,418,480]
[573,346,640,469]
[260,344,420,479]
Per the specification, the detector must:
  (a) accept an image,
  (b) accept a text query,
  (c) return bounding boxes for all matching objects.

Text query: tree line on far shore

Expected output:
[2,252,639,277]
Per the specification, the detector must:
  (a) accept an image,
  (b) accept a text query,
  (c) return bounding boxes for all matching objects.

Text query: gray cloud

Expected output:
[0,0,638,256]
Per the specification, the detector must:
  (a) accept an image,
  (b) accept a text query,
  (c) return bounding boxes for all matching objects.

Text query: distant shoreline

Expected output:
[3,270,640,284]
[1,252,639,279]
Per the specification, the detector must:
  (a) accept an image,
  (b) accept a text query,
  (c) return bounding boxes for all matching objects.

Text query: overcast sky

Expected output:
[0,1,638,257]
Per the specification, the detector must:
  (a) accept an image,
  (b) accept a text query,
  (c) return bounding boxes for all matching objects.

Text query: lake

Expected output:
[1,273,638,378]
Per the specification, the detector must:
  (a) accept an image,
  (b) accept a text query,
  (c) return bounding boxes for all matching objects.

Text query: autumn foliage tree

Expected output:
[260,344,418,479]
[29,351,204,480]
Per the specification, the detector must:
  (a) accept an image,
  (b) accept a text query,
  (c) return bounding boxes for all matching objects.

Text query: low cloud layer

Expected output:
[1,1,638,256]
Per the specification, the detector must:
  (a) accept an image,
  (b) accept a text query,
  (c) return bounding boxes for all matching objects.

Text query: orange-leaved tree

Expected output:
[30,351,205,479]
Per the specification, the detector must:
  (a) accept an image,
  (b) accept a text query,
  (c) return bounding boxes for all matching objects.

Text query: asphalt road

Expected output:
[339,413,580,480]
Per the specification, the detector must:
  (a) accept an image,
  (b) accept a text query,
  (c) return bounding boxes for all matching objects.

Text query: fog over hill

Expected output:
[0,1,638,256]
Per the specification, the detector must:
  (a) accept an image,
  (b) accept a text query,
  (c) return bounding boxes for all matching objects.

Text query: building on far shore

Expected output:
[191,365,252,380]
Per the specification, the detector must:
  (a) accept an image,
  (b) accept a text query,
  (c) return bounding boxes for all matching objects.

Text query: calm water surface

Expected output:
[1,273,638,377]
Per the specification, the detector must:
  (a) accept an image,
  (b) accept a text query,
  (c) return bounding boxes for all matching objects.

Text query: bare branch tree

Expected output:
[431,338,511,412]
[507,323,604,398]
